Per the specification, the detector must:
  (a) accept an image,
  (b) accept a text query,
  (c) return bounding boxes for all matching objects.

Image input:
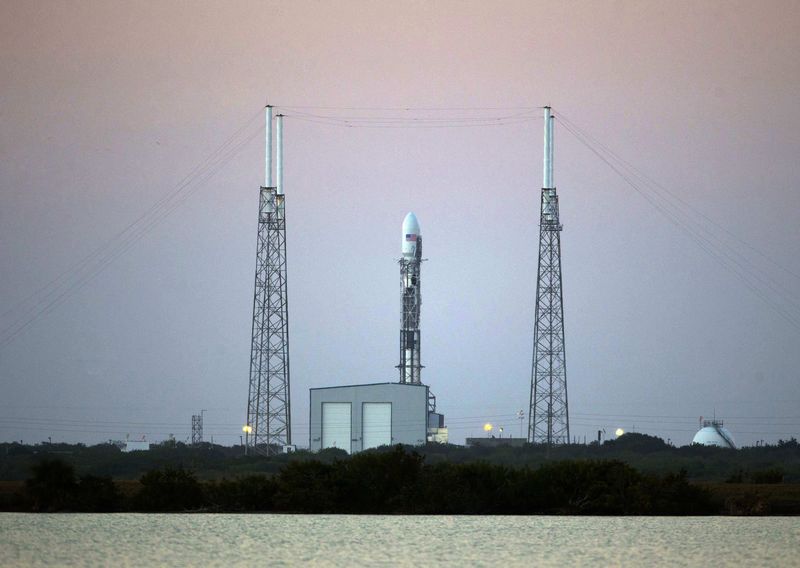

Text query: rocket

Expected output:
[402,212,421,260]
[398,212,423,384]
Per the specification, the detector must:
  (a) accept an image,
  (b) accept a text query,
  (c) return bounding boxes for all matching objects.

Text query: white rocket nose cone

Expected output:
[402,212,420,258]
[403,212,420,236]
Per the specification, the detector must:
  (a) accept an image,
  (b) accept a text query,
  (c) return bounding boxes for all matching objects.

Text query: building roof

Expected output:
[310,381,428,391]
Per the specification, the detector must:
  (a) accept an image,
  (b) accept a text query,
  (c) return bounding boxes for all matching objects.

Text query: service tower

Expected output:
[398,212,423,384]
[528,106,570,445]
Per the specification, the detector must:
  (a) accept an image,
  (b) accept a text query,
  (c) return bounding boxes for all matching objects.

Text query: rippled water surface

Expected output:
[1,514,798,566]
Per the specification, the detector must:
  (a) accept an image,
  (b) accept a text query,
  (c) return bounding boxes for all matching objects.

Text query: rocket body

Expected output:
[399,212,422,384]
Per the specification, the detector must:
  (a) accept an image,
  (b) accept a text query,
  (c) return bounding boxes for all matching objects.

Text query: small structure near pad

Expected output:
[309,383,430,454]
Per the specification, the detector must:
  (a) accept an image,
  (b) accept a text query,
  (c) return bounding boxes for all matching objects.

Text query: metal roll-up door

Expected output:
[322,402,351,454]
[362,402,392,450]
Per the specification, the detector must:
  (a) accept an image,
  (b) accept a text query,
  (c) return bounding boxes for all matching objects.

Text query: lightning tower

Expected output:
[191,411,203,446]
[398,212,423,384]
[528,107,570,445]
[245,107,291,455]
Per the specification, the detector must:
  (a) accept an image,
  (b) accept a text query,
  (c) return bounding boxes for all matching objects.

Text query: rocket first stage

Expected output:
[398,212,423,384]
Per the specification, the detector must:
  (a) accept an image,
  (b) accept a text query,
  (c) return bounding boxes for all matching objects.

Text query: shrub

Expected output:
[25,459,77,512]
[133,466,204,511]
[750,468,784,484]
[206,475,277,511]
[74,475,121,512]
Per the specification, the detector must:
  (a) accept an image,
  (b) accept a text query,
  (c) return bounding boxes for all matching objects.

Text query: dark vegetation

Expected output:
[1,435,798,514]
[2,434,799,482]
[23,459,122,512]
[8,447,714,514]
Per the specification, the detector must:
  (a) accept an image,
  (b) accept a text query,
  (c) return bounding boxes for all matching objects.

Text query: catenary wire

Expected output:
[554,113,800,332]
[0,111,265,350]
[554,112,800,308]
[555,111,800,284]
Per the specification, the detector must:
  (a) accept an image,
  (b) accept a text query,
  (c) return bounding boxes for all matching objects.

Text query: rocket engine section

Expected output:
[399,212,423,385]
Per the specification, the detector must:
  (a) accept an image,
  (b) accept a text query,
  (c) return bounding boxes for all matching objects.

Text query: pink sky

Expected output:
[1,1,799,446]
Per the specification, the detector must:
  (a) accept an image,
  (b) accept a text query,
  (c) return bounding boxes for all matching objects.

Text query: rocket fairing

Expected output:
[402,212,421,259]
[399,212,423,385]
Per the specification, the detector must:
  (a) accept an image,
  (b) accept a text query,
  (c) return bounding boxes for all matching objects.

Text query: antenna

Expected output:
[543,106,553,189]
[265,105,273,187]
[276,114,284,195]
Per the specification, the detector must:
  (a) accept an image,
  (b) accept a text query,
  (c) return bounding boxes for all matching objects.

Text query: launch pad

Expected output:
[246,105,568,453]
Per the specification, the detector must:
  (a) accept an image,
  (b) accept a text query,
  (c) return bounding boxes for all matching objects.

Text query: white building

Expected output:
[309,382,446,454]
[122,439,151,452]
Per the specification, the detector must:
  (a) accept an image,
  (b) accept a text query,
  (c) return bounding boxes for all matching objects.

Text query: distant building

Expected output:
[122,439,151,452]
[309,382,445,454]
[466,437,527,448]
[692,419,736,449]
[427,411,449,444]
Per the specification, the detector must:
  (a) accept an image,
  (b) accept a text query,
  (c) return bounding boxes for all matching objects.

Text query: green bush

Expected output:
[206,475,277,511]
[273,460,337,513]
[16,447,729,514]
[133,466,204,511]
[750,468,784,484]
[73,474,122,512]
[25,459,77,512]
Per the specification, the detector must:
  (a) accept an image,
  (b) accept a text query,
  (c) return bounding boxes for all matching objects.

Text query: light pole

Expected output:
[242,425,252,455]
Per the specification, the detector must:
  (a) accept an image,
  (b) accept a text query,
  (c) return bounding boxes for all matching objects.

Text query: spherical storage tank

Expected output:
[692,419,736,449]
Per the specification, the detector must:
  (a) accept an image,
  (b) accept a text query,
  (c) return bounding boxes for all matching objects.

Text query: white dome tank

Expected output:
[692,419,736,449]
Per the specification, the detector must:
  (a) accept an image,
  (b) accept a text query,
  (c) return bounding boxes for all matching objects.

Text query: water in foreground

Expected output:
[1,514,797,566]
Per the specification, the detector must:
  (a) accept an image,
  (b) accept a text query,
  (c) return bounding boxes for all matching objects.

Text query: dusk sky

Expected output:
[2,0,799,447]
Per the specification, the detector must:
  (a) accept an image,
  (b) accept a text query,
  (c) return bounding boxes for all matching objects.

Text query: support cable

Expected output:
[0,109,264,350]
[555,113,800,333]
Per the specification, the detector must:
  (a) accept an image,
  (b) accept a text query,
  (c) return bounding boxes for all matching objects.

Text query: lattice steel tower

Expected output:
[191,410,204,445]
[528,107,570,445]
[245,108,291,455]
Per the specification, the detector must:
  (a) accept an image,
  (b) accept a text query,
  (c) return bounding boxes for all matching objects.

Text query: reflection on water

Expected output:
[1,514,797,567]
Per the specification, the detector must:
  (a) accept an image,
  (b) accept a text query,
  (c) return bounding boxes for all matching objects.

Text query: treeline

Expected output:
[422,434,800,482]
[11,447,718,514]
[2,434,799,483]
